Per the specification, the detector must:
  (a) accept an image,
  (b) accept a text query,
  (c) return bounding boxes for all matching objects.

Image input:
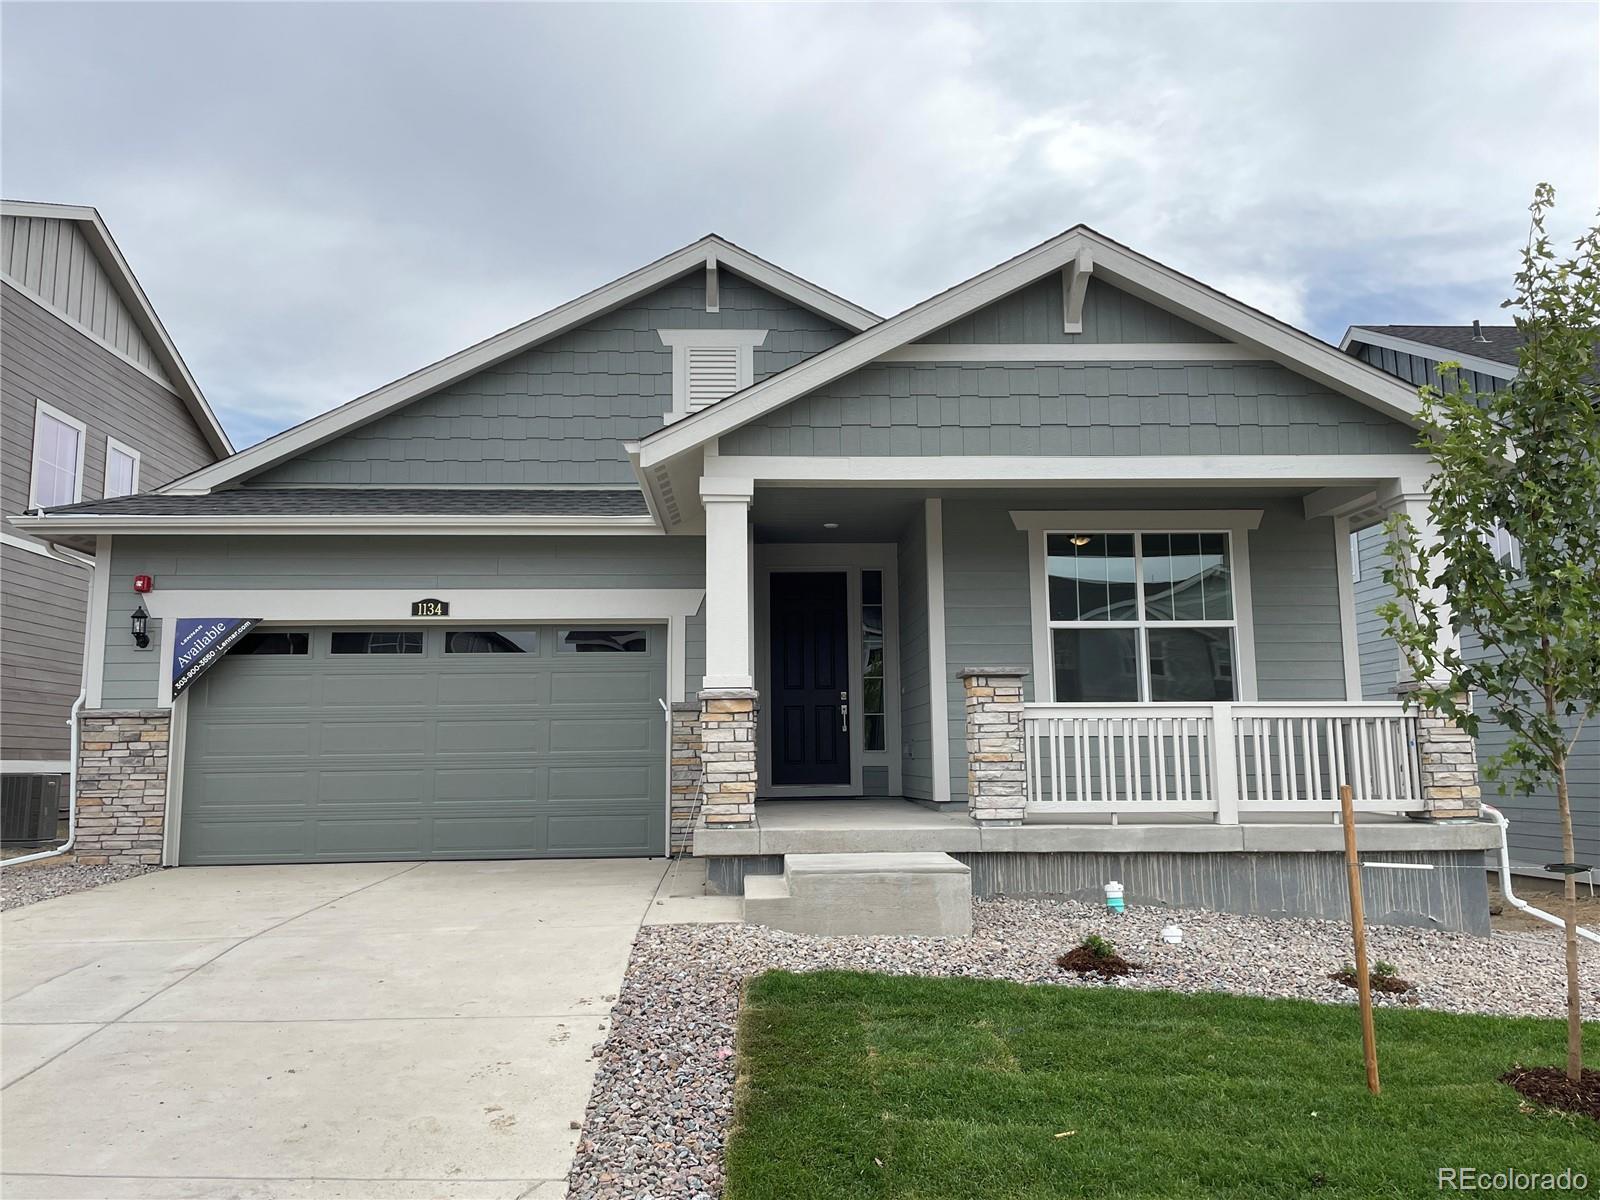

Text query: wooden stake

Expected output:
[1340,782,1380,1095]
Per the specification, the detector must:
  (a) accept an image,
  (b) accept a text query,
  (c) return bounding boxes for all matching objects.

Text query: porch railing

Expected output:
[1022,702,1423,822]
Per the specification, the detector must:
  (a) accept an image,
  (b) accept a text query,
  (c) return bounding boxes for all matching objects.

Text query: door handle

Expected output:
[839,690,849,733]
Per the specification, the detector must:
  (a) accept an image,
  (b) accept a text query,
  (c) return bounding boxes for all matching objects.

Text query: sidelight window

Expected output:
[861,570,885,751]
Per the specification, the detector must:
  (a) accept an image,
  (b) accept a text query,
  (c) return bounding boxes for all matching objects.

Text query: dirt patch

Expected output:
[1489,877,1600,936]
[1500,1065,1600,1122]
[1056,946,1137,978]
[1329,968,1415,995]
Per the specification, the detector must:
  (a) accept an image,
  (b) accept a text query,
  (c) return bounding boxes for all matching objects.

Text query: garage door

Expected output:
[177,625,666,865]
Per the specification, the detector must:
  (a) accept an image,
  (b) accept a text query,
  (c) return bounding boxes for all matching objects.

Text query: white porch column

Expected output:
[1378,483,1480,820]
[699,477,758,827]
[701,477,754,690]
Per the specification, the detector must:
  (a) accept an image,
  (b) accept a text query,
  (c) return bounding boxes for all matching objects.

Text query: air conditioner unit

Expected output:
[2,774,62,844]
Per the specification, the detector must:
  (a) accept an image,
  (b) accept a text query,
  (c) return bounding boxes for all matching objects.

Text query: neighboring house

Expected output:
[18,228,1501,931]
[1341,323,1598,877]
[1,201,231,820]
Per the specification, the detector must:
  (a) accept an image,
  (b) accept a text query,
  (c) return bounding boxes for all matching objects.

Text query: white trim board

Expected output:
[2,201,232,457]
[0,529,93,568]
[1333,515,1363,701]
[878,343,1264,363]
[1340,327,1518,382]
[924,498,952,804]
[638,226,1425,468]
[12,514,663,538]
[162,235,877,495]
[0,760,73,774]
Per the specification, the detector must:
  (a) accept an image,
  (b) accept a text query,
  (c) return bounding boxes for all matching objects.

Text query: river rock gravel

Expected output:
[566,896,1599,1200]
[0,859,154,911]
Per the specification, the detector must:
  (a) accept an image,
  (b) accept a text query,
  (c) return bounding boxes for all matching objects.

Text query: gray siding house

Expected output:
[19,229,1500,930]
[1341,324,1598,877]
[2,201,231,816]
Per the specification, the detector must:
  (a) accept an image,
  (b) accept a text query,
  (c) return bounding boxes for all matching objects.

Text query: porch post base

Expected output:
[699,687,758,827]
[960,668,1028,826]
[1395,682,1481,820]
[669,702,704,851]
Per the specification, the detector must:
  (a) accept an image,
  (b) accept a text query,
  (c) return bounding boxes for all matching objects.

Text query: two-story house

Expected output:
[1341,322,1598,880]
[2,201,231,834]
[17,228,1501,931]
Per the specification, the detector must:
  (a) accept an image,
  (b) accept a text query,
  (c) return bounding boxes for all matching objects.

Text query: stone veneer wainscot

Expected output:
[75,709,169,865]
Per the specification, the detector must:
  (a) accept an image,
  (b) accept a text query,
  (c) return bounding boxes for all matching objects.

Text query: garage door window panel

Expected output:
[228,631,310,656]
[332,631,424,655]
[561,629,647,653]
[446,630,540,654]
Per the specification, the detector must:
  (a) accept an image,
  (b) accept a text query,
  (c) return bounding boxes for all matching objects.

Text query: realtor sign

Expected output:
[171,617,261,697]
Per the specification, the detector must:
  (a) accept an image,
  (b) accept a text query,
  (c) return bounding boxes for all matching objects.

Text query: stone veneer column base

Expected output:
[1396,683,1482,820]
[699,688,757,827]
[960,668,1028,826]
[75,709,170,866]
[669,702,704,852]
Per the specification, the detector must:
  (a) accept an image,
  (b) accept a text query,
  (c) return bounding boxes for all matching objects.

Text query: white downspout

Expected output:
[4,693,84,868]
[1482,804,1600,945]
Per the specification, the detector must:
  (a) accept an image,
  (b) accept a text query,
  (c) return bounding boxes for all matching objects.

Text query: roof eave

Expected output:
[9,513,662,536]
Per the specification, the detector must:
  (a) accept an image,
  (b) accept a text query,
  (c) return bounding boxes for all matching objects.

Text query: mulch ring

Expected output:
[1500,1066,1600,1122]
[1329,968,1415,995]
[1056,947,1139,978]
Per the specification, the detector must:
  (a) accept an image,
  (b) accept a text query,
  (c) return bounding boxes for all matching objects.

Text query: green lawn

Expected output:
[725,972,1598,1199]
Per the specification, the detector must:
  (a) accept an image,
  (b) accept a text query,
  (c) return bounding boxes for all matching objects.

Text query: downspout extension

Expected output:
[1482,804,1600,945]
[4,692,85,868]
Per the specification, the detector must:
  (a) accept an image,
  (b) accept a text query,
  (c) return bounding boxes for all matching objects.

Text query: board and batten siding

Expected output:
[98,535,707,710]
[1,215,171,383]
[934,496,1351,803]
[916,275,1225,346]
[896,510,933,801]
[251,272,850,488]
[718,360,1419,458]
[1350,343,1509,399]
[2,283,218,764]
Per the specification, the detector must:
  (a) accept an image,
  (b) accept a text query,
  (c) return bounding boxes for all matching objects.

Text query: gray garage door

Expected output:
[178,625,666,865]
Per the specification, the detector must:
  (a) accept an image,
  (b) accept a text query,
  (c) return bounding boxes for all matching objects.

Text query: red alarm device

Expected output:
[133,575,153,593]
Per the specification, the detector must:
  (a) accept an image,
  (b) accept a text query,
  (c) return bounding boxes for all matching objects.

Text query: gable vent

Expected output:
[685,346,742,410]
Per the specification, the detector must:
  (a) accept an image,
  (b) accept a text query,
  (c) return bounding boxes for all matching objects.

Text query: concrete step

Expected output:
[742,852,972,937]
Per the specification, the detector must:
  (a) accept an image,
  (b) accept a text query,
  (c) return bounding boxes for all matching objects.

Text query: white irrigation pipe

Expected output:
[1481,804,1600,945]
[4,692,84,868]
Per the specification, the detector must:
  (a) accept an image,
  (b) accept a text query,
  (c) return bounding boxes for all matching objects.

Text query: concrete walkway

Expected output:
[1,858,671,1199]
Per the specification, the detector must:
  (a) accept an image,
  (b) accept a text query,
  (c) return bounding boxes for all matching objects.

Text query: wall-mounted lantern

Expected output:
[131,604,150,649]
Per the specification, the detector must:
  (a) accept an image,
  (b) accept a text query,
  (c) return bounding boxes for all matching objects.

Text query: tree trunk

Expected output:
[1553,730,1583,1082]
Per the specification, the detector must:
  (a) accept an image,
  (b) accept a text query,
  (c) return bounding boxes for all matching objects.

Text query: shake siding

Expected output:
[251,272,850,487]
[1,215,171,382]
[719,360,1419,457]
[98,535,707,709]
[897,511,932,800]
[916,276,1225,345]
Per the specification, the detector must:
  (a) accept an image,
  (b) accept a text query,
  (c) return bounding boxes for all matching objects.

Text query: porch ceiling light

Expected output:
[1069,534,1091,546]
[130,604,150,649]
[823,522,839,529]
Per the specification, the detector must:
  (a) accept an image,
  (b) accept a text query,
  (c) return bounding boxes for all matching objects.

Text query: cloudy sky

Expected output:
[3,3,1595,449]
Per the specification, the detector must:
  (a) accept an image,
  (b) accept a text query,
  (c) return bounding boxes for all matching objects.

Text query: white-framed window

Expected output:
[28,400,87,509]
[657,329,768,421]
[104,438,141,498]
[1015,510,1262,705]
[1486,521,1522,571]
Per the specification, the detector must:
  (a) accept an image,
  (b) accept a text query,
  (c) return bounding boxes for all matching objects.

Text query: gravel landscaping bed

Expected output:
[0,859,154,911]
[567,896,1600,1200]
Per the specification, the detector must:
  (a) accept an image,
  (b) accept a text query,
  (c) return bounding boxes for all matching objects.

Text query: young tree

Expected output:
[1381,183,1599,1082]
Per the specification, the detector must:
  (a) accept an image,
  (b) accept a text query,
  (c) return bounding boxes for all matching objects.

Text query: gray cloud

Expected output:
[3,2,1594,447]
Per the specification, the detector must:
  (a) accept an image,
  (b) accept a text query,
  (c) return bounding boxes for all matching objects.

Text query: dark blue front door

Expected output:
[770,572,850,787]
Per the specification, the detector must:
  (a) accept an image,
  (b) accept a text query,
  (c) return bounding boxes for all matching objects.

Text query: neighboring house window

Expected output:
[1486,521,1522,571]
[1045,531,1238,703]
[861,570,885,752]
[104,438,141,498]
[657,329,768,421]
[29,400,87,508]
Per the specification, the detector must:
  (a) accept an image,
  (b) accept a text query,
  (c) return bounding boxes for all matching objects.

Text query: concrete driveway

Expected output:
[0,858,671,1199]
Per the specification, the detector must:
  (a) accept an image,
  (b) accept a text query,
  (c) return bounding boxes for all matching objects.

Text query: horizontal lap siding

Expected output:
[1,543,89,759]
[1354,525,1399,700]
[1250,503,1348,701]
[916,276,1225,345]
[719,361,1419,457]
[98,535,707,709]
[897,511,932,800]
[252,272,849,487]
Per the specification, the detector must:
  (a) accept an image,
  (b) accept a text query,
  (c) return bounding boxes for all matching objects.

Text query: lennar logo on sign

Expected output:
[172,617,262,697]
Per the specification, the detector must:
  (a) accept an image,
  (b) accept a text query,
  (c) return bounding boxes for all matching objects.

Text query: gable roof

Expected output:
[165,234,880,495]
[1,200,233,457]
[1341,324,1523,377]
[636,226,1427,469]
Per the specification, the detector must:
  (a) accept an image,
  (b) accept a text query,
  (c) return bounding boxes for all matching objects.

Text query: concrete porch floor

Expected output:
[693,798,1503,857]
